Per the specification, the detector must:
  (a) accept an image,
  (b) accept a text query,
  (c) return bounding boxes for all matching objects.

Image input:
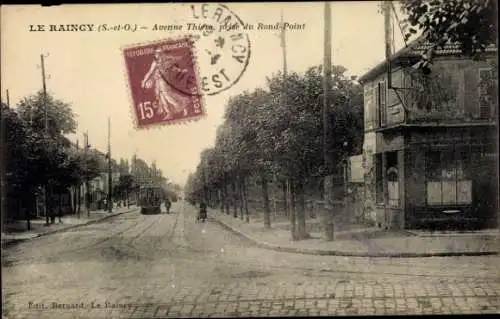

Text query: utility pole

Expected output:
[383,0,393,88]
[281,7,294,237]
[107,117,113,213]
[0,90,9,230]
[76,139,81,218]
[41,53,51,225]
[84,131,91,217]
[323,1,334,241]
[41,55,48,133]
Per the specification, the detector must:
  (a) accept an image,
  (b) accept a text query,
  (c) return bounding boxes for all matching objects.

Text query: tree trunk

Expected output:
[260,172,271,229]
[214,189,218,208]
[44,186,50,225]
[296,177,309,240]
[282,181,289,217]
[239,177,244,220]
[26,193,33,231]
[289,179,297,240]
[219,187,224,213]
[231,180,237,218]
[85,180,91,217]
[224,178,230,215]
[77,185,81,216]
[243,177,249,222]
[70,187,75,214]
[58,192,63,223]
[73,187,78,214]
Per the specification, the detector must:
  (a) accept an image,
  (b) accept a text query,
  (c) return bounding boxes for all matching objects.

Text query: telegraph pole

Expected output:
[41,54,51,225]
[280,7,293,236]
[107,117,113,213]
[41,54,48,133]
[84,131,90,217]
[383,0,393,88]
[76,139,81,218]
[323,1,334,241]
[0,90,9,230]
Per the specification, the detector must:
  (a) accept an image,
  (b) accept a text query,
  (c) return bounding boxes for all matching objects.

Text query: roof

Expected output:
[358,37,497,83]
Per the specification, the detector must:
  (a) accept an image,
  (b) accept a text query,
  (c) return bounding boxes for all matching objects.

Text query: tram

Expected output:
[138,184,164,215]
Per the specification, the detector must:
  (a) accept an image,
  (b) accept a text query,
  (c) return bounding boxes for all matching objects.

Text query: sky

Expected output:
[1,2,408,187]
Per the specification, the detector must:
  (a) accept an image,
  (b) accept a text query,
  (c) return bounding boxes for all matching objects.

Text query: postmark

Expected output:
[185,3,251,96]
[122,37,205,129]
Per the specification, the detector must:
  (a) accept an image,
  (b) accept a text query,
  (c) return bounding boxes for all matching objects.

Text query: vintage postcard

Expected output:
[1,2,499,318]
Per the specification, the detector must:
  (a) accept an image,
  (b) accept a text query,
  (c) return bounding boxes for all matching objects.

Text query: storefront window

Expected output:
[425,150,471,205]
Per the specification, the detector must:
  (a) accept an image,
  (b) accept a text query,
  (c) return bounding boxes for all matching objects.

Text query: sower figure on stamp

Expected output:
[141,48,190,120]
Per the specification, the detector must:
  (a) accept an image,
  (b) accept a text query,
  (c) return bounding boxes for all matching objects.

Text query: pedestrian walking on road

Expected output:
[165,197,172,214]
[198,201,207,223]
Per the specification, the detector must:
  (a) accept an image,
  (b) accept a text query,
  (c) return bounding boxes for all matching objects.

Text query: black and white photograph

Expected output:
[1,1,499,318]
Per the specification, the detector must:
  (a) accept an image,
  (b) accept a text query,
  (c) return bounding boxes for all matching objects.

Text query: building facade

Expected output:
[358,40,498,230]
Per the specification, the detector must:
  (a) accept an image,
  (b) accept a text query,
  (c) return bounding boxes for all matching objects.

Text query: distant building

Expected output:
[67,142,121,211]
[357,38,498,230]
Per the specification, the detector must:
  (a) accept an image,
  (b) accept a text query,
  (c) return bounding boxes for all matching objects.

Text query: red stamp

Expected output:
[123,38,204,128]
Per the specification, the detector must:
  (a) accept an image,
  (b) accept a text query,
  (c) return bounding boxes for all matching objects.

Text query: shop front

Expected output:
[405,125,498,229]
[367,125,498,230]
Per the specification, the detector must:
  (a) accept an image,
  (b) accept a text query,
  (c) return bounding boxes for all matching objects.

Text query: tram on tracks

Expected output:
[138,184,164,215]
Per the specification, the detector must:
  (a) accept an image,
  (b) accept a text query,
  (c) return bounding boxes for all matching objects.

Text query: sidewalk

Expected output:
[209,209,500,258]
[1,205,138,247]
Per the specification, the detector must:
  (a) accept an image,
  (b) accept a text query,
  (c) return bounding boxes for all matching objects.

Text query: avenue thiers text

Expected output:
[28,22,306,33]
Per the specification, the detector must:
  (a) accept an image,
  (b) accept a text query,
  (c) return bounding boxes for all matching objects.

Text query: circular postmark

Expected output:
[167,3,251,97]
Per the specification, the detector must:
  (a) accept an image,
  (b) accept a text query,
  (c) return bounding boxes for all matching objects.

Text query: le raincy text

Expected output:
[29,24,95,32]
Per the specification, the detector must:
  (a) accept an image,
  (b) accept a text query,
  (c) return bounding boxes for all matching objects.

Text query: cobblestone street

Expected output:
[2,201,499,318]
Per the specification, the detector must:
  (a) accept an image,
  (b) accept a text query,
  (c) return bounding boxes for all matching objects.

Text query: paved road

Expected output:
[2,201,499,318]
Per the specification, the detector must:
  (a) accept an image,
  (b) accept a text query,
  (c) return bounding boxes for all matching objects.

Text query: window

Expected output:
[478,68,493,119]
[377,81,387,127]
[425,150,472,205]
[372,86,378,126]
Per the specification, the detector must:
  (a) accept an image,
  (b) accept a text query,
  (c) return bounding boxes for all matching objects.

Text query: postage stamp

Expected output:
[122,37,204,129]
[187,3,251,96]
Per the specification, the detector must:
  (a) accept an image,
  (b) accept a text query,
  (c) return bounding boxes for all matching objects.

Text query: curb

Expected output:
[2,207,138,248]
[404,229,500,238]
[210,215,499,258]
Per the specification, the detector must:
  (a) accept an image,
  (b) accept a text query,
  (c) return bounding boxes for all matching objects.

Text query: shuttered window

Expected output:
[376,81,387,127]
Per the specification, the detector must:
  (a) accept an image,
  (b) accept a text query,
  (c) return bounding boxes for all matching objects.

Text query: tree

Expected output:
[223,90,275,223]
[115,174,134,204]
[3,103,39,228]
[184,61,363,241]
[185,63,363,241]
[16,91,77,136]
[9,91,95,224]
[398,0,497,123]
[264,65,363,240]
[400,0,497,68]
